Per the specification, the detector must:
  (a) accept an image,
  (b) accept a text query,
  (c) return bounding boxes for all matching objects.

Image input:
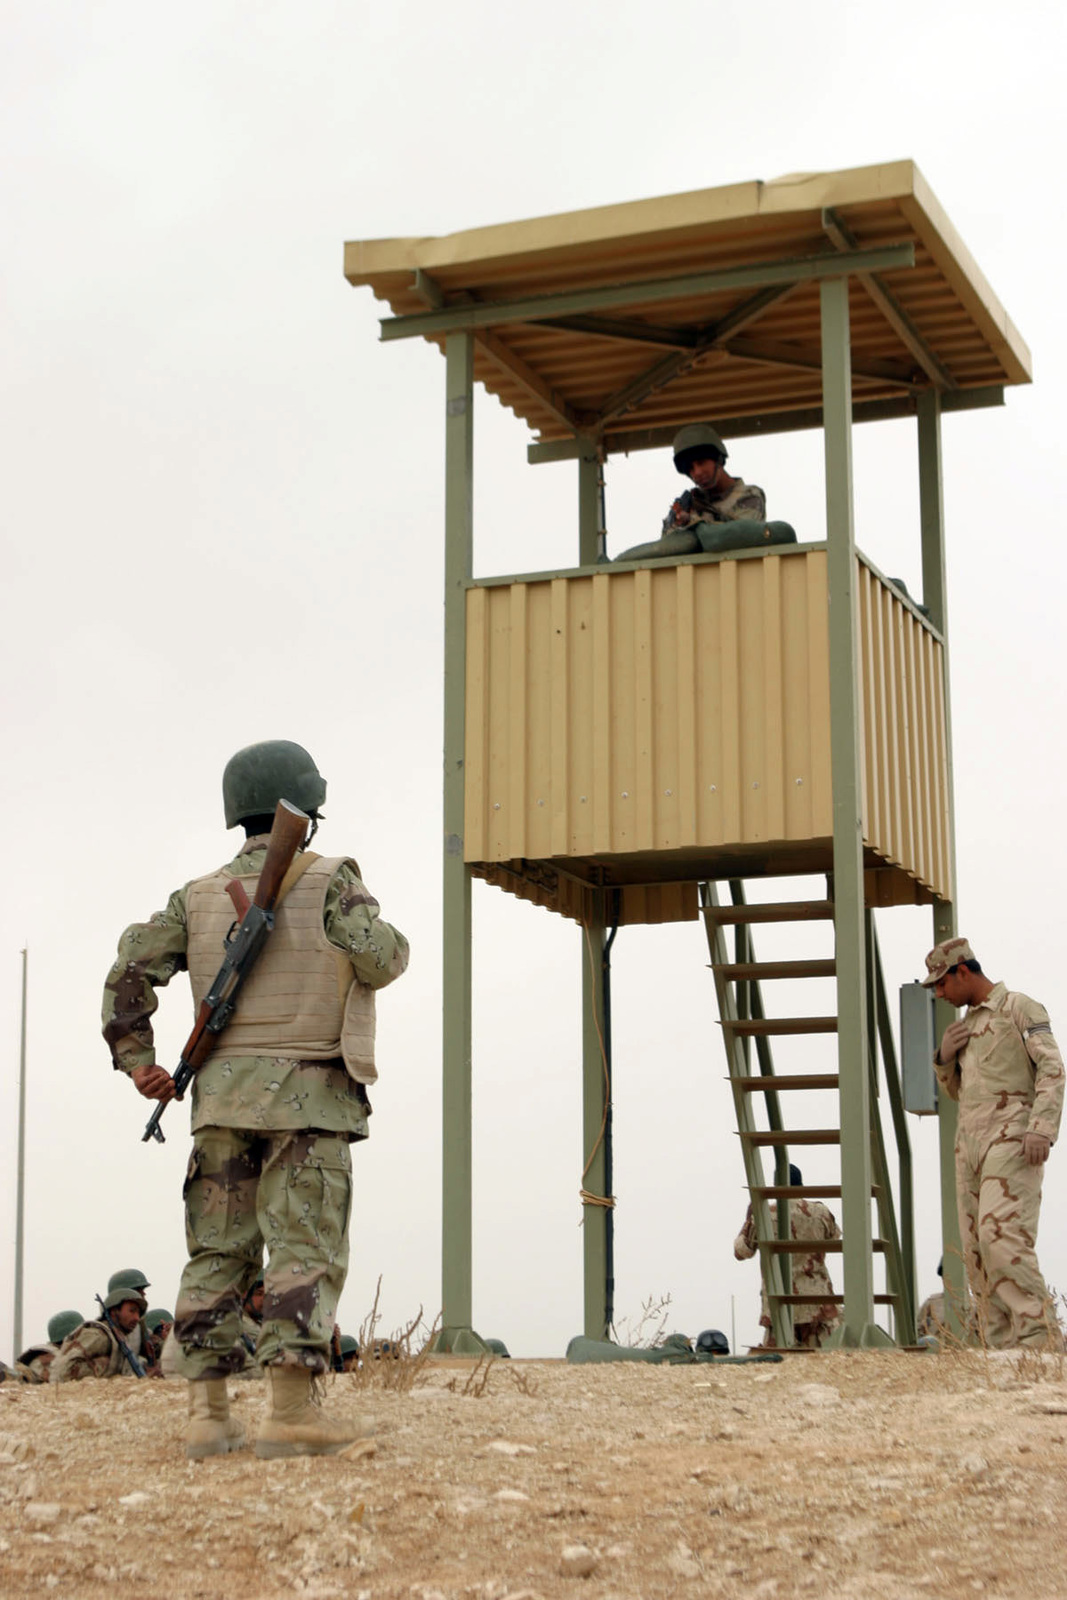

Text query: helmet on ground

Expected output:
[104,1288,147,1313]
[672,422,728,475]
[223,740,327,829]
[696,1328,730,1355]
[485,1337,511,1358]
[339,1335,359,1357]
[108,1268,150,1294]
[145,1308,174,1333]
[48,1310,84,1345]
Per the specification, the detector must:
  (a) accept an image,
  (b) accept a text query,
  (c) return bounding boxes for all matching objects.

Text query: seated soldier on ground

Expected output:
[613,423,790,562]
[145,1308,174,1344]
[14,1342,58,1383]
[916,1258,976,1344]
[51,1290,157,1380]
[12,1311,85,1383]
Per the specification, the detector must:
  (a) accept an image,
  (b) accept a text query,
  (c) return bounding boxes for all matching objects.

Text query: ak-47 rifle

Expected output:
[94,1293,147,1378]
[142,798,310,1144]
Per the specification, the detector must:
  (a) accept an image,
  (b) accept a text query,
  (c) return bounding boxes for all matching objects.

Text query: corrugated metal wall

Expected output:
[465,549,951,906]
[465,550,834,859]
[857,558,951,900]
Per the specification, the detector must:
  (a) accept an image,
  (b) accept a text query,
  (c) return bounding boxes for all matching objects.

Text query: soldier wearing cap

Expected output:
[102,740,408,1458]
[923,936,1065,1348]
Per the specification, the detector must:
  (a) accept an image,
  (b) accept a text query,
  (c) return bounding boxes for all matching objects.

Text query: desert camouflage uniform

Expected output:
[13,1346,58,1384]
[102,838,408,1379]
[51,1321,136,1381]
[662,478,766,534]
[734,1197,841,1347]
[934,981,1064,1348]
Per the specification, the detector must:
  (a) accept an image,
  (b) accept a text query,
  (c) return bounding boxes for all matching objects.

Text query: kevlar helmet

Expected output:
[145,1308,174,1333]
[339,1335,360,1357]
[223,740,327,829]
[108,1267,150,1294]
[696,1328,730,1356]
[104,1288,147,1314]
[485,1337,511,1358]
[48,1310,84,1345]
[672,422,728,475]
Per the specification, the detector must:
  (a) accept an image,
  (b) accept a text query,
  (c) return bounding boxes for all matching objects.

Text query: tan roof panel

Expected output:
[344,162,1030,446]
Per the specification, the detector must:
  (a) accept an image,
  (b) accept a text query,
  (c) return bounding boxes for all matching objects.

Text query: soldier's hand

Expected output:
[937,1019,970,1065]
[1022,1131,1051,1166]
[131,1064,177,1103]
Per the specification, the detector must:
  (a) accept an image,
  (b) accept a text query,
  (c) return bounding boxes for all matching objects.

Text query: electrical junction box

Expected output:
[900,982,938,1115]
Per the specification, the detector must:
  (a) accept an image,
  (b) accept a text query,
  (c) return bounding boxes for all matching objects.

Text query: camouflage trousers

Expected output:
[956,1110,1055,1348]
[173,1127,352,1379]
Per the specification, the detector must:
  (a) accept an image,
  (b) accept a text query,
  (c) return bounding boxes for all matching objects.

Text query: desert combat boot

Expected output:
[255,1366,374,1458]
[186,1378,247,1459]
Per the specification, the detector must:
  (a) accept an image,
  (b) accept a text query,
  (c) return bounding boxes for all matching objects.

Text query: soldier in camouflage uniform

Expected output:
[924,937,1065,1349]
[614,423,768,562]
[13,1343,58,1383]
[102,740,408,1458]
[733,1165,841,1348]
[51,1291,148,1381]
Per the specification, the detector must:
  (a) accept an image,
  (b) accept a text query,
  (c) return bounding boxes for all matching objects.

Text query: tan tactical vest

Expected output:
[185,854,377,1083]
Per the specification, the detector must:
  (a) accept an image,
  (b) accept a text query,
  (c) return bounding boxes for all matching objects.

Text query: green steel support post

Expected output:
[581,891,610,1338]
[437,331,483,1355]
[918,391,966,1339]
[820,276,884,1348]
[577,436,602,565]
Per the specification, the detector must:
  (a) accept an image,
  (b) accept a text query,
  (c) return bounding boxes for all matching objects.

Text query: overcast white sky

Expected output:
[3,1,1066,1361]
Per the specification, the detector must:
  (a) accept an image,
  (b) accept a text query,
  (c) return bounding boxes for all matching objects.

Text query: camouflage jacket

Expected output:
[734,1198,841,1332]
[662,477,766,534]
[51,1320,134,1381]
[933,981,1065,1144]
[13,1346,57,1383]
[102,840,409,1137]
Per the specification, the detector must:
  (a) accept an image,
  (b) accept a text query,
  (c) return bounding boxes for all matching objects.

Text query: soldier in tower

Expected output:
[924,937,1064,1349]
[102,740,409,1457]
[613,422,786,562]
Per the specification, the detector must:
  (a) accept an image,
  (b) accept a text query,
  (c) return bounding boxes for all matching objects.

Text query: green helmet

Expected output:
[47,1310,84,1345]
[485,1337,511,1358]
[222,740,327,829]
[339,1335,360,1357]
[672,422,728,475]
[107,1267,150,1294]
[107,1267,150,1295]
[145,1308,174,1333]
[104,1288,146,1313]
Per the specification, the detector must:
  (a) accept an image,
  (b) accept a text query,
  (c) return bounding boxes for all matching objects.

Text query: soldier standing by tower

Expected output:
[102,740,409,1457]
[924,937,1064,1348]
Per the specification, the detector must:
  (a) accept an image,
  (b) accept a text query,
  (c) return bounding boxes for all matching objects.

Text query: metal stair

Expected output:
[701,878,916,1348]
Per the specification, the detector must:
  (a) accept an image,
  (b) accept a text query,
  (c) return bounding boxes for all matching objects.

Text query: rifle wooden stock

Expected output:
[254,798,312,910]
[142,798,310,1144]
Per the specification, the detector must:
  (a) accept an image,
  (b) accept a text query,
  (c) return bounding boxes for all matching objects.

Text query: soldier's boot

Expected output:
[186,1378,246,1460]
[254,1367,374,1459]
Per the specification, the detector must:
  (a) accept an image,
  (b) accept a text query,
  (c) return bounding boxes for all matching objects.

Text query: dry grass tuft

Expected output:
[612,1292,674,1349]
[345,1276,440,1394]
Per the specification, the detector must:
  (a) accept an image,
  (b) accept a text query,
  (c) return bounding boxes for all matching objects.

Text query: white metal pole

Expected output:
[13,947,27,1362]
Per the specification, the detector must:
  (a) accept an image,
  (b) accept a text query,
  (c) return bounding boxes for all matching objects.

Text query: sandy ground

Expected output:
[1,1349,1066,1600]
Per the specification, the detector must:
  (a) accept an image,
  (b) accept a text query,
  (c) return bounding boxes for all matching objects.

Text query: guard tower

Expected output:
[345,162,1030,1350]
